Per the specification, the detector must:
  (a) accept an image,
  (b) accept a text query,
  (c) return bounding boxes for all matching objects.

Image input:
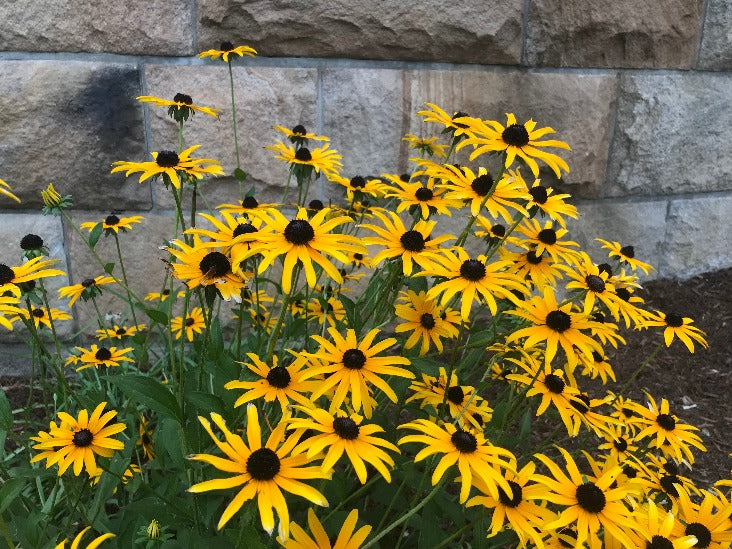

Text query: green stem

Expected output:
[113,232,139,326]
[264,267,300,363]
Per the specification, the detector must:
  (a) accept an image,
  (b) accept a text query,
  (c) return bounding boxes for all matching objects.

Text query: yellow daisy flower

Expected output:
[416,102,474,137]
[267,141,343,178]
[394,290,461,355]
[277,508,371,549]
[0,257,66,298]
[67,344,134,371]
[402,133,449,158]
[96,323,146,340]
[54,526,115,549]
[0,177,20,203]
[58,275,115,307]
[199,41,257,62]
[596,238,655,275]
[80,213,144,235]
[137,93,220,119]
[171,307,206,341]
[0,296,24,330]
[274,124,330,145]
[380,174,460,218]
[13,306,72,329]
[643,310,708,353]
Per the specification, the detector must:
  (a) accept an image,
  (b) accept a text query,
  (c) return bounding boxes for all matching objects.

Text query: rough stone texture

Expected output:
[0,61,150,210]
[606,72,732,197]
[0,1,193,55]
[321,68,404,203]
[404,69,617,198]
[67,212,174,332]
[664,194,732,278]
[698,0,732,70]
[0,214,72,342]
[197,0,523,64]
[525,0,704,68]
[144,64,317,208]
[568,198,668,281]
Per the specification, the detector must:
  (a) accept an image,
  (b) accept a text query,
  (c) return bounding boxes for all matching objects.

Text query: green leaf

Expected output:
[185,390,225,417]
[0,478,25,514]
[157,418,186,468]
[87,222,104,248]
[144,307,169,325]
[234,167,247,181]
[0,388,12,431]
[106,375,182,423]
[340,295,359,329]
[103,262,116,274]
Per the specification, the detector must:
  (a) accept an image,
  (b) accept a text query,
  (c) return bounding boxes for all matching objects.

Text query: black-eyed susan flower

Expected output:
[381,174,460,218]
[96,323,146,340]
[111,145,224,189]
[587,310,626,349]
[225,353,319,413]
[394,290,461,355]
[674,488,732,549]
[289,406,399,484]
[515,218,580,265]
[30,402,125,476]
[597,427,639,469]
[137,415,155,461]
[643,311,708,353]
[533,448,638,548]
[361,210,453,276]
[19,233,49,259]
[303,328,413,419]
[596,238,655,275]
[80,213,144,236]
[199,41,257,62]
[167,237,247,301]
[0,257,65,298]
[499,247,565,290]
[507,287,603,370]
[330,174,385,201]
[188,211,267,271]
[563,251,624,317]
[417,102,473,138]
[630,394,706,464]
[631,499,700,549]
[0,296,24,330]
[236,207,364,295]
[522,174,578,228]
[58,275,115,307]
[278,508,372,549]
[137,93,221,121]
[306,297,346,328]
[54,526,115,549]
[267,141,343,179]
[171,307,206,341]
[217,194,279,217]
[274,124,330,145]
[466,460,555,548]
[424,248,527,320]
[0,177,20,203]
[398,420,516,503]
[67,344,134,371]
[188,406,329,536]
[566,392,620,438]
[406,367,493,430]
[457,113,571,177]
[578,349,616,384]
[402,133,449,158]
[14,306,72,329]
[144,288,185,302]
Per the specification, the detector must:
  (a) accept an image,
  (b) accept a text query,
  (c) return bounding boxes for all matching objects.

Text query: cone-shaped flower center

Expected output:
[173,92,193,104]
[308,199,324,211]
[241,196,259,208]
[685,523,712,547]
[614,438,628,452]
[446,385,465,405]
[419,312,436,329]
[415,186,434,201]
[451,111,469,128]
[647,535,674,549]
[105,214,120,226]
[656,413,676,431]
[660,474,680,497]
[333,417,360,440]
[663,461,679,475]
[491,224,506,237]
[544,373,565,394]
[95,347,112,361]
[498,480,523,507]
[471,174,493,197]
[81,278,96,287]
[570,394,591,414]
[342,349,366,370]
[546,310,571,332]
[619,245,635,258]
[502,123,530,147]
[0,264,15,285]
[32,308,46,318]
[400,230,425,252]
[592,351,603,362]
[266,366,291,388]
[450,429,478,453]
[185,317,196,326]
[527,250,543,265]
[538,228,557,245]
[598,263,613,278]
[20,234,44,250]
[575,482,606,513]
[529,185,549,204]
[284,219,315,245]
[459,259,486,281]
[116,327,127,335]
[72,428,94,447]
[246,448,281,480]
[156,150,179,167]
[291,124,307,135]
[232,223,257,237]
[585,274,606,293]
[616,288,631,301]
[220,41,234,51]
[199,251,231,278]
[294,148,312,161]
[665,313,684,327]
[350,176,366,188]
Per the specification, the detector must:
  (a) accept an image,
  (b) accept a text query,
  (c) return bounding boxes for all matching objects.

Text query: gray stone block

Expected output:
[143,64,317,209]
[606,72,732,197]
[197,0,523,64]
[698,0,732,70]
[664,194,732,278]
[0,61,150,210]
[404,69,617,198]
[525,0,704,68]
[0,0,193,55]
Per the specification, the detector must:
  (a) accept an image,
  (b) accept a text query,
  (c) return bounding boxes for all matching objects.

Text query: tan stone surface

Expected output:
[0,61,150,209]
[525,0,704,68]
[197,0,523,64]
[143,64,318,209]
[606,73,732,197]
[0,0,193,55]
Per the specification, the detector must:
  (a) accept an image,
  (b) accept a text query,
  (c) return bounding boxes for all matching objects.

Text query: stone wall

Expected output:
[1,1,731,349]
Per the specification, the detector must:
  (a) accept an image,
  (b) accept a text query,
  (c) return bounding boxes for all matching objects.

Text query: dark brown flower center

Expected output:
[173,93,193,105]
[529,185,548,204]
[497,480,523,507]
[665,313,684,327]
[450,429,478,453]
[266,366,291,388]
[81,278,96,287]
[616,287,631,301]
[613,438,628,452]
[116,327,127,335]
[647,535,674,549]
[332,417,360,440]
[400,230,425,252]
[292,124,307,135]
[0,264,15,285]
[685,522,712,547]
[526,250,543,265]
[585,274,606,293]
[619,245,635,259]
[537,228,557,245]
[660,474,680,497]
[95,347,112,361]
[419,312,436,330]
[199,251,231,278]
[241,196,259,208]
[490,224,506,237]
[105,214,120,226]
[284,219,315,245]
[502,123,530,147]
[294,148,312,161]
[656,413,676,431]
[342,349,366,370]
[451,111,469,128]
[350,176,366,189]
[446,385,464,405]
[20,234,44,250]
[570,394,591,414]
[72,428,94,447]
[246,448,281,480]
[598,263,613,278]
[220,41,234,51]
[232,223,257,237]
[470,174,493,197]
[185,317,196,326]
[575,482,606,513]
[32,308,45,318]
[546,310,571,332]
[415,186,433,201]
[459,259,486,281]
[544,373,565,394]
[156,150,179,167]
[308,199,324,211]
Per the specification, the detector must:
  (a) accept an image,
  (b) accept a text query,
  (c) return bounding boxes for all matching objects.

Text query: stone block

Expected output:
[143,64,317,209]
[525,0,704,68]
[567,198,668,281]
[664,193,732,278]
[0,61,150,210]
[606,73,732,197]
[698,0,732,70]
[404,69,617,198]
[0,0,193,55]
[197,0,523,64]
[0,214,72,342]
